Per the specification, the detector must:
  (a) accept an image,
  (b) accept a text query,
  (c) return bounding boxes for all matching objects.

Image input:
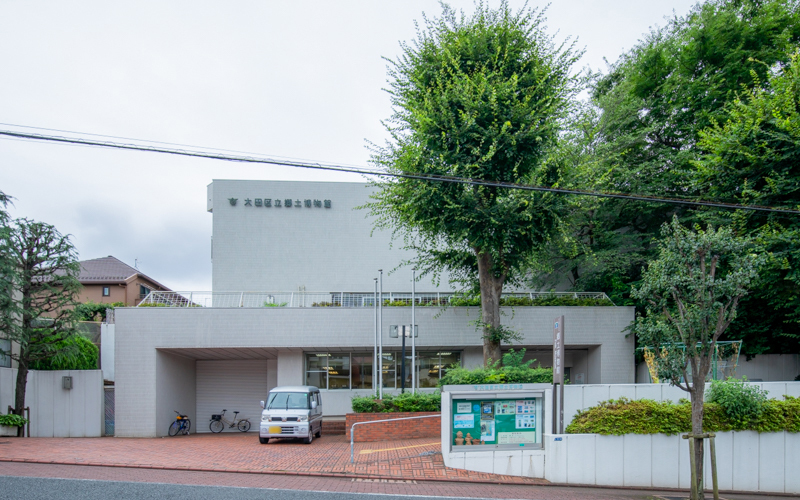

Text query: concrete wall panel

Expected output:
[623,434,652,487]
[732,431,760,492]
[566,434,595,485]
[494,451,523,476]
[651,433,679,488]
[522,450,545,479]
[785,432,800,493]
[758,431,784,493]
[594,434,624,486]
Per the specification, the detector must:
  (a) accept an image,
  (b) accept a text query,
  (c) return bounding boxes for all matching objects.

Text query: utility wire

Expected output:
[1,128,798,215]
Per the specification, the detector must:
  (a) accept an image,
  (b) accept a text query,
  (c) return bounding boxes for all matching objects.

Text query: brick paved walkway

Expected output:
[0,433,546,485]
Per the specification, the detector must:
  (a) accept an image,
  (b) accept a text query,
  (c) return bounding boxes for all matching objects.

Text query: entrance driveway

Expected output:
[0,433,546,485]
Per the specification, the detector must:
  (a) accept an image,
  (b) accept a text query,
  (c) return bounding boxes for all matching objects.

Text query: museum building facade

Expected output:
[113,180,634,437]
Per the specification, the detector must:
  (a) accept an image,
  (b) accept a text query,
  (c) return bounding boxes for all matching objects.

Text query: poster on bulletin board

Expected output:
[451,397,540,447]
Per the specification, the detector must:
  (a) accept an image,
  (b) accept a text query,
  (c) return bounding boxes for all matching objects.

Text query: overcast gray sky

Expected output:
[0,0,697,291]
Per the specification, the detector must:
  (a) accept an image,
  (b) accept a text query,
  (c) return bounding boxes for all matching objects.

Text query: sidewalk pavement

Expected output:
[0,433,783,499]
[0,433,545,485]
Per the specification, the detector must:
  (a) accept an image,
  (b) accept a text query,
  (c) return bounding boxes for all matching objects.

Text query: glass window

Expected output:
[327,354,350,390]
[102,287,110,297]
[306,353,330,389]
[417,351,461,388]
[351,353,373,389]
[267,392,309,410]
[380,353,396,389]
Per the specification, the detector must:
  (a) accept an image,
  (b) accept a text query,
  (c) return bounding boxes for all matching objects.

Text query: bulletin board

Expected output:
[451,397,540,447]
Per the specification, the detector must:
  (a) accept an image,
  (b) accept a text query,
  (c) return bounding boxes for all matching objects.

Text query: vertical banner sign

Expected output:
[553,316,565,434]
[553,316,564,384]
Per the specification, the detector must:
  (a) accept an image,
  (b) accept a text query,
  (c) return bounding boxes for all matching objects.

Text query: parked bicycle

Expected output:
[168,411,191,436]
[209,409,251,433]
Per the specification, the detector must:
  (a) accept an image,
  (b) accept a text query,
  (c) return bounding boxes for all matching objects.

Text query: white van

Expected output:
[259,385,322,444]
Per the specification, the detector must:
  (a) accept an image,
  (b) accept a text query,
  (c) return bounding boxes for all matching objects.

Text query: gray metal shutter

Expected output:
[196,360,268,432]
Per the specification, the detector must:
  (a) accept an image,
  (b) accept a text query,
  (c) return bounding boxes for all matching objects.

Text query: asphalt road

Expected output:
[0,476,493,500]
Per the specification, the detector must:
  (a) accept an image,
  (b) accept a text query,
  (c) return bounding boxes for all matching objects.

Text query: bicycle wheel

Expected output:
[168,421,181,437]
[184,419,191,434]
[209,420,224,433]
[237,420,251,432]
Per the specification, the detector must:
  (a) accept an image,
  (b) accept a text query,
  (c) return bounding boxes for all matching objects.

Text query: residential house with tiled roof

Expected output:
[77,256,170,306]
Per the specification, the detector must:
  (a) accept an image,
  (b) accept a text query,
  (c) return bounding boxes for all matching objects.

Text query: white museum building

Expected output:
[112,180,636,437]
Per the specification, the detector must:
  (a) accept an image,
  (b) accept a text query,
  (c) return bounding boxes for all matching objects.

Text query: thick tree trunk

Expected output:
[476,251,504,366]
[13,357,28,438]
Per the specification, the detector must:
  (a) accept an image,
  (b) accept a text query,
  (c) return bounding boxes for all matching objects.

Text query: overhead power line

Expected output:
[1,128,798,215]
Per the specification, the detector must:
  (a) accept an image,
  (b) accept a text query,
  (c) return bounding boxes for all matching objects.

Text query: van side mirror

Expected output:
[260,400,265,409]
[310,400,317,409]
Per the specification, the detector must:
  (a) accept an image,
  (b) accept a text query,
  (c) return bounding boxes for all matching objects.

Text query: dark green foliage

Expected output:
[438,349,553,386]
[566,396,800,435]
[695,50,800,355]
[0,414,28,427]
[351,392,441,413]
[706,377,769,423]
[542,0,800,356]
[0,217,84,414]
[74,301,125,322]
[367,1,581,364]
[29,335,98,370]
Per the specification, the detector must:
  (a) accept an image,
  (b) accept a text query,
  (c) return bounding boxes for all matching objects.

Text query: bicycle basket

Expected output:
[211,414,222,421]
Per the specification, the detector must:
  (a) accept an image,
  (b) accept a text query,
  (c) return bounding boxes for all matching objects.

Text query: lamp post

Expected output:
[411,267,416,394]
[378,269,383,399]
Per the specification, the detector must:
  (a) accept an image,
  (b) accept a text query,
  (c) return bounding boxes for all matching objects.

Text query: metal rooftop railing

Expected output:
[137,291,613,308]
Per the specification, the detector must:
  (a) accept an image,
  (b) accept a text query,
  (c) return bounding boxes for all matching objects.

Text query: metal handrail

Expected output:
[138,291,614,308]
[350,414,440,463]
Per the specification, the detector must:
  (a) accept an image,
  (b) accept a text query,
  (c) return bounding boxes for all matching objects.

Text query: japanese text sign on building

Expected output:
[228,197,331,209]
[553,315,565,384]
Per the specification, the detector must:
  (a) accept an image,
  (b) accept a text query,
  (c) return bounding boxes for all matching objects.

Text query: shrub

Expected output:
[706,377,768,424]
[351,392,441,413]
[438,349,553,386]
[74,301,125,321]
[0,414,28,427]
[29,335,98,370]
[566,395,800,435]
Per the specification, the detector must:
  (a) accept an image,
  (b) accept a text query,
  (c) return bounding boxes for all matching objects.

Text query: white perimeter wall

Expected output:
[445,382,800,494]
[0,367,103,437]
[545,431,800,494]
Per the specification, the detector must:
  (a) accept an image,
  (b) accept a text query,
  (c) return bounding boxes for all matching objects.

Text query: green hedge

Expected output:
[351,392,441,413]
[438,349,553,386]
[565,396,800,435]
[29,335,99,371]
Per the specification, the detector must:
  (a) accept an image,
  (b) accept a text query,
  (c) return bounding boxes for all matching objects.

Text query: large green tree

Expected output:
[367,1,581,364]
[633,217,764,499]
[0,218,83,423]
[544,0,800,351]
[695,50,800,354]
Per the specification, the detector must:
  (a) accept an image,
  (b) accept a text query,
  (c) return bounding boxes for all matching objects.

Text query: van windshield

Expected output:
[267,392,309,410]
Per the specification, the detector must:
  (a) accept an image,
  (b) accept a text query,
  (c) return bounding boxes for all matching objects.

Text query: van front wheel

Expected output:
[303,429,313,444]
[259,437,269,444]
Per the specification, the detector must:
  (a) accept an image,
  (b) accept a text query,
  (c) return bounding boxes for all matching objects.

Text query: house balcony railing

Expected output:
[137,291,613,308]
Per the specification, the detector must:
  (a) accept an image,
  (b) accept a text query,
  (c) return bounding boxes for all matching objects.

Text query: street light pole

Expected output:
[412,267,416,394]
[378,269,383,399]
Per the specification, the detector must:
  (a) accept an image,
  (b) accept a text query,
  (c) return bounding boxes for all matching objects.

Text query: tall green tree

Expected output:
[695,50,800,354]
[547,0,800,349]
[367,1,581,364]
[632,217,764,499]
[0,218,83,421]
